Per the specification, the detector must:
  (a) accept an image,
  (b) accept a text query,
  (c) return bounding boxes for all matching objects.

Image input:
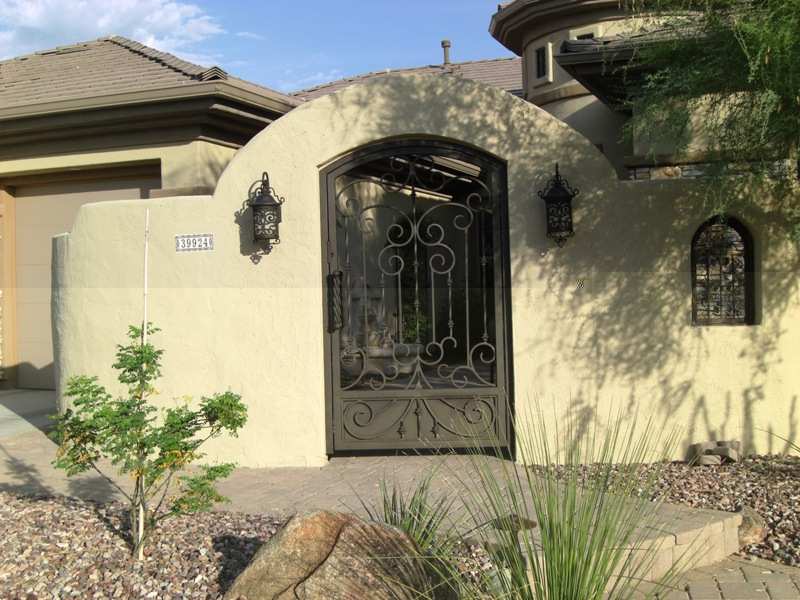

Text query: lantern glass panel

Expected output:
[253,203,281,242]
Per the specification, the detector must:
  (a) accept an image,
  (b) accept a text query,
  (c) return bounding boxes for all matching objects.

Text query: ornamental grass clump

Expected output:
[51,324,247,560]
[359,469,458,556]
[435,406,687,599]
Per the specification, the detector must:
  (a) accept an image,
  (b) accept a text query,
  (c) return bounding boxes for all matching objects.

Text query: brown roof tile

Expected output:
[293,56,523,101]
[0,36,298,113]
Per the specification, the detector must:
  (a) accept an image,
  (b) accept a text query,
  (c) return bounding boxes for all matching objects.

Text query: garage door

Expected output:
[15,174,160,389]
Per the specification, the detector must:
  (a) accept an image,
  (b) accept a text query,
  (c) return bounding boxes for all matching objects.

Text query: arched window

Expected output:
[691,216,754,325]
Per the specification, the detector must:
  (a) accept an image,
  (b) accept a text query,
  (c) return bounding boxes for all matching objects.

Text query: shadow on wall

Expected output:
[321,75,800,455]
[8,361,55,393]
[163,142,239,194]
[0,386,57,436]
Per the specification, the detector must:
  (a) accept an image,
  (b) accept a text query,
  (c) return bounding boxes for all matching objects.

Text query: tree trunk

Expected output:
[131,476,147,560]
[137,502,145,560]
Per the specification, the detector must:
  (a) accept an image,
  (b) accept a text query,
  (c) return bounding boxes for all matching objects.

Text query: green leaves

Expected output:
[50,323,248,558]
[170,463,236,516]
[625,0,800,167]
[113,323,163,390]
[620,0,800,237]
[201,392,248,434]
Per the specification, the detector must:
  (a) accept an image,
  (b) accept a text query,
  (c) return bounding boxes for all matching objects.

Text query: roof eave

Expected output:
[555,44,641,112]
[490,0,624,55]
[0,80,299,123]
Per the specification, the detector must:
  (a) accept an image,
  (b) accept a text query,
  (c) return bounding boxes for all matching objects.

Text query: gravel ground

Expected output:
[0,492,283,599]
[558,455,800,567]
[1,455,797,598]
[647,455,800,566]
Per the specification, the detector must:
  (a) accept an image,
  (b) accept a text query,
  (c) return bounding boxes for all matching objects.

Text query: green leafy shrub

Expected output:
[51,324,247,559]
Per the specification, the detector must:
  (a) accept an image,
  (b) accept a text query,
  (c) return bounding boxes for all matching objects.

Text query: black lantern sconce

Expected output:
[248,172,285,255]
[538,163,579,247]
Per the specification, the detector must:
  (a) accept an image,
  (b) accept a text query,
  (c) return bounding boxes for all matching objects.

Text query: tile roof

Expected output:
[293,56,523,101]
[0,36,298,113]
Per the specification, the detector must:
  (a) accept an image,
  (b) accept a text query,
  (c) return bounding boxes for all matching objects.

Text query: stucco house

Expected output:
[0,36,521,391]
[7,0,799,467]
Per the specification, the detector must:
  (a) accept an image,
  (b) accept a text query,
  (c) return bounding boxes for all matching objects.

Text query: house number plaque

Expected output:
[175,233,214,252]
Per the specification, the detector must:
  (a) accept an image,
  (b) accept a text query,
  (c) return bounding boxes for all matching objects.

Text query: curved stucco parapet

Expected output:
[55,73,800,467]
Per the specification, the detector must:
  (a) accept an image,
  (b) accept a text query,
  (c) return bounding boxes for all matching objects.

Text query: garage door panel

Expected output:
[12,173,160,390]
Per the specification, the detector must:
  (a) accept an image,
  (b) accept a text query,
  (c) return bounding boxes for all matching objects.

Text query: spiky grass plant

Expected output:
[437,405,690,600]
[359,469,458,556]
[357,469,467,600]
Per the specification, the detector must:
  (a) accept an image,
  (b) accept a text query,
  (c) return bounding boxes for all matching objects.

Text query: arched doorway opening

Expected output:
[321,140,513,454]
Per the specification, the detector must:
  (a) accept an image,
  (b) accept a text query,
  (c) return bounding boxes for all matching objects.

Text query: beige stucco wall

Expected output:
[53,74,800,467]
[0,140,237,190]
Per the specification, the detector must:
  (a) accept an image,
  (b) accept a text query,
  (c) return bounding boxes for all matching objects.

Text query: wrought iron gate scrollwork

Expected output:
[324,145,511,452]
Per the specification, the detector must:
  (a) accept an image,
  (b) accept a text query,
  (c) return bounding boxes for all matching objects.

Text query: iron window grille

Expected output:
[691,216,755,326]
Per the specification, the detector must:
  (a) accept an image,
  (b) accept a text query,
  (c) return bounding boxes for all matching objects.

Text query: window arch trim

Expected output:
[690,215,755,326]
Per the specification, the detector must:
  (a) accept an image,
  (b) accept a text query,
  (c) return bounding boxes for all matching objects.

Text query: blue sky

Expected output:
[0,0,513,92]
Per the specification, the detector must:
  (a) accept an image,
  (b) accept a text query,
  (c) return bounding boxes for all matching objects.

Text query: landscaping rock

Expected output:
[224,510,447,600]
[687,442,717,464]
[688,440,741,465]
[739,506,769,547]
[717,441,742,452]
[709,446,740,463]
[695,454,723,466]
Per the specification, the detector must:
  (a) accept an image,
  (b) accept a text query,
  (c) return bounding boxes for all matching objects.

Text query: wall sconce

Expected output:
[538,163,579,247]
[249,172,285,255]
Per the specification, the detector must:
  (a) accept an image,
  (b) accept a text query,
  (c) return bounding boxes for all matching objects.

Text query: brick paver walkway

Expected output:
[675,556,800,600]
[2,428,798,598]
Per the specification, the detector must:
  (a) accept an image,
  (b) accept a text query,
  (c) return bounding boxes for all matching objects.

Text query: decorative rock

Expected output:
[687,442,717,464]
[739,506,769,547]
[717,441,742,452]
[224,510,449,600]
[488,513,537,533]
[687,440,742,465]
[695,454,723,466]
[709,446,740,463]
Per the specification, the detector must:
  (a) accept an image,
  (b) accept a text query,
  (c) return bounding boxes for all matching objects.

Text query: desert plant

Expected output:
[435,405,687,599]
[51,323,247,560]
[359,470,458,556]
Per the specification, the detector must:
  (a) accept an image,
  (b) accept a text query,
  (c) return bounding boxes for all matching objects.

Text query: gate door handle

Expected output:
[327,270,344,333]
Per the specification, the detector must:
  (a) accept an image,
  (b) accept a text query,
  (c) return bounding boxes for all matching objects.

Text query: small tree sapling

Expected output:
[51,323,247,560]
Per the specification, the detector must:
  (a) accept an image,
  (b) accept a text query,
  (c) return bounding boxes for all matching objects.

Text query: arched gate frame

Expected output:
[320,140,514,454]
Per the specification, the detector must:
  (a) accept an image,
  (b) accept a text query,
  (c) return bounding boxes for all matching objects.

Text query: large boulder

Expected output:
[224,510,448,600]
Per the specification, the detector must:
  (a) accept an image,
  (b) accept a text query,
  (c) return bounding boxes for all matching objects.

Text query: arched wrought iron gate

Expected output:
[321,141,513,453]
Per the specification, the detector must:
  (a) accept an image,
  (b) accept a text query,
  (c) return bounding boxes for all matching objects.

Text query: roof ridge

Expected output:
[294,64,450,96]
[452,56,519,66]
[103,35,212,79]
[0,40,97,66]
[293,55,519,97]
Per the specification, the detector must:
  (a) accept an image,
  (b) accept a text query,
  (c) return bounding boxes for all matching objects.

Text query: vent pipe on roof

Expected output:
[441,39,452,65]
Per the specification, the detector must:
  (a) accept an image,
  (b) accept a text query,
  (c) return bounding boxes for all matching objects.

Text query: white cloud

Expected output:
[236,31,264,41]
[275,68,344,92]
[0,0,224,63]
